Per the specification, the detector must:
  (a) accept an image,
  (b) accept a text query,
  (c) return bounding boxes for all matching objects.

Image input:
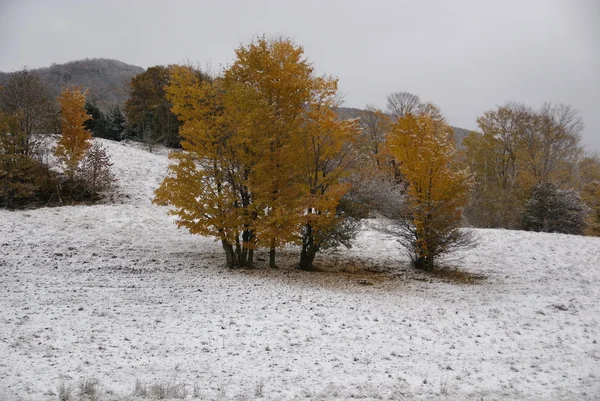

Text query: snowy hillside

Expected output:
[1,139,599,400]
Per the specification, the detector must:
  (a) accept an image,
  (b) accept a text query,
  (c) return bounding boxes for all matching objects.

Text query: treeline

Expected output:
[462,103,600,236]
[152,37,473,271]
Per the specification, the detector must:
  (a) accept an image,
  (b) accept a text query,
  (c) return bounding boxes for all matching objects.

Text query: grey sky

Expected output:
[1,0,599,151]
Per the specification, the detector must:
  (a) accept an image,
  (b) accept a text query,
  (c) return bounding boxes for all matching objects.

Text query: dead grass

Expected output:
[134,379,188,399]
[56,378,102,401]
[427,266,486,284]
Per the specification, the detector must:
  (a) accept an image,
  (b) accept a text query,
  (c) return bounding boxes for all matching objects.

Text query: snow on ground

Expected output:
[1,139,599,400]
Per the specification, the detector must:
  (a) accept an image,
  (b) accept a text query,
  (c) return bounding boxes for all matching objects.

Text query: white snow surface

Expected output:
[1,139,599,400]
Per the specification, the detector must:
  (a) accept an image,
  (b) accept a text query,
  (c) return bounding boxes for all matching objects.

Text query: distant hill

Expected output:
[337,107,473,146]
[0,58,144,111]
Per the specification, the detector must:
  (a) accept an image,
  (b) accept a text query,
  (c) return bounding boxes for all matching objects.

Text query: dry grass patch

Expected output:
[427,266,486,284]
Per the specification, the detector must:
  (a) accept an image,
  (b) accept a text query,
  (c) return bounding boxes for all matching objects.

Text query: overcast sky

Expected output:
[1,0,599,151]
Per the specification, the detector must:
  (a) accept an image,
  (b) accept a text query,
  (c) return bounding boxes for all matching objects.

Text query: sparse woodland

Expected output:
[0,71,115,208]
[1,37,599,271]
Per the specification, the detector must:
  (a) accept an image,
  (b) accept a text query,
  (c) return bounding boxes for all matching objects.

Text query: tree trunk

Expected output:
[222,240,236,268]
[235,234,242,265]
[298,224,318,271]
[269,246,277,268]
[247,248,254,268]
[414,255,434,271]
[240,229,253,267]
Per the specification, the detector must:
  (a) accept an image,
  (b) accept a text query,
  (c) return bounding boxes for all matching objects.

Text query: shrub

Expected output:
[523,182,589,235]
[77,142,115,200]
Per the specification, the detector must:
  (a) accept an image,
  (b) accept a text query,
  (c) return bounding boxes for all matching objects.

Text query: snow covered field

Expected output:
[1,139,599,400]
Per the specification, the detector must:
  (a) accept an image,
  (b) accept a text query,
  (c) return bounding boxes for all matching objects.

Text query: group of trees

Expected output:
[122,65,212,150]
[154,39,472,271]
[462,102,600,235]
[154,38,362,270]
[0,70,114,208]
[124,65,180,150]
[84,101,125,141]
[8,58,145,110]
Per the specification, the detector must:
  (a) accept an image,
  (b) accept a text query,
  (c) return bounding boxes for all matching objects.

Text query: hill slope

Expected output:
[0,58,144,111]
[0,139,599,400]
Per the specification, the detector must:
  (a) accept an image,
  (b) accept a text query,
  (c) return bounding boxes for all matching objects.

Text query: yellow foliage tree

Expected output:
[387,112,472,270]
[154,66,253,267]
[224,37,313,267]
[55,87,92,180]
[297,97,360,270]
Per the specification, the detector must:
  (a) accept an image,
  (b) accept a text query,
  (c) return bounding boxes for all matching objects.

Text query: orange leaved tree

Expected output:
[55,87,92,181]
[386,111,472,270]
[297,91,361,270]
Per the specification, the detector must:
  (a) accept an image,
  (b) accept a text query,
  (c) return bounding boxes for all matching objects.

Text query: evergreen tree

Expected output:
[0,111,37,207]
[107,106,125,141]
[84,101,110,139]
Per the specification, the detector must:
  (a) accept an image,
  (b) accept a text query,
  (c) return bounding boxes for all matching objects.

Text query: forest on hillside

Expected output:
[0,58,143,111]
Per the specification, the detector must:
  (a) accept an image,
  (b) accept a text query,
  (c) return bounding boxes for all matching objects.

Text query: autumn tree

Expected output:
[385,111,472,270]
[576,154,600,236]
[155,66,253,267]
[297,97,361,270]
[223,37,315,267]
[54,88,92,181]
[520,103,583,187]
[78,142,115,200]
[584,182,600,236]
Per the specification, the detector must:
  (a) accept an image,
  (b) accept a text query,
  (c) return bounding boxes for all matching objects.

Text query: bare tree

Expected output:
[358,105,390,167]
[464,102,587,230]
[0,69,55,159]
[77,142,116,200]
[386,91,421,118]
[528,103,584,185]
